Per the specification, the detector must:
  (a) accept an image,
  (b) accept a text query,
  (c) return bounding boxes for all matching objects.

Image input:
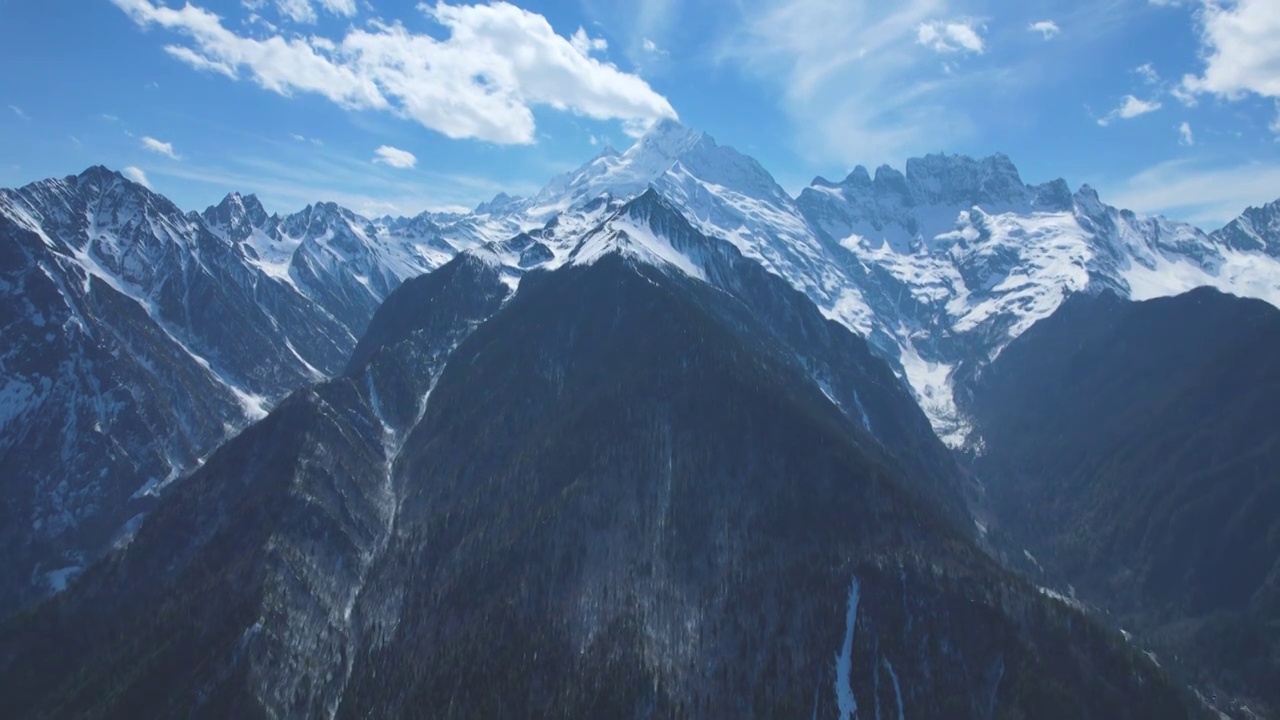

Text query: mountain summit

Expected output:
[3,124,1280,620]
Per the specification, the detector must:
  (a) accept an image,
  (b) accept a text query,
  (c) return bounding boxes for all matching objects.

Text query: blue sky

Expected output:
[1,0,1278,225]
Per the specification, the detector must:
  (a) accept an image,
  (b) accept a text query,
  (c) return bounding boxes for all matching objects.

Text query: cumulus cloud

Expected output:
[1180,0,1280,100]
[1135,62,1160,85]
[1178,121,1194,145]
[1027,20,1060,39]
[141,136,180,158]
[916,20,985,54]
[372,145,417,168]
[122,166,152,188]
[111,0,676,145]
[1097,95,1162,125]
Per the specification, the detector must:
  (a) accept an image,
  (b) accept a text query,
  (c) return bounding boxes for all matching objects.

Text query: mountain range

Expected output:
[2,118,1279,716]
[1,189,1204,720]
[964,287,1280,716]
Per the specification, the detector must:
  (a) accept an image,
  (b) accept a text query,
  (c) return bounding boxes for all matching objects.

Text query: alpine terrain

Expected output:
[1,119,1277,717]
[1,191,1204,718]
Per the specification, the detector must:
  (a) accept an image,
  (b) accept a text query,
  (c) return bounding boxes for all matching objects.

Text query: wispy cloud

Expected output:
[1111,158,1280,226]
[569,26,608,55]
[246,0,357,24]
[141,136,180,159]
[148,153,530,217]
[9,105,28,120]
[110,0,676,145]
[916,19,985,54]
[1178,121,1194,145]
[1097,95,1162,126]
[122,166,152,188]
[1134,62,1159,85]
[722,0,984,166]
[372,145,417,169]
[1027,20,1060,39]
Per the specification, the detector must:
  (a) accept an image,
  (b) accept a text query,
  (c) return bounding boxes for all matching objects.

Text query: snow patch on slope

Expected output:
[835,575,861,720]
[1124,248,1280,307]
[569,217,707,281]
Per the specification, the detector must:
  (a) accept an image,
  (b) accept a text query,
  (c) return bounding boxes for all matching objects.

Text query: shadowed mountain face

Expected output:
[0,167,464,617]
[0,243,1200,719]
[0,170,343,616]
[963,287,1280,716]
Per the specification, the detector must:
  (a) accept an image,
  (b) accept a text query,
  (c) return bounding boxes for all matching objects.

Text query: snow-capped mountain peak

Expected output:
[527,119,706,210]
[473,191,522,216]
[565,190,709,281]
[1213,197,1280,257]
[202,191,272,244]
[903,152,1028,207]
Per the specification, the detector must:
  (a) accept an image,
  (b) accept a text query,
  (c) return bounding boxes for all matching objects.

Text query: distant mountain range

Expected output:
[2,119,1278,717]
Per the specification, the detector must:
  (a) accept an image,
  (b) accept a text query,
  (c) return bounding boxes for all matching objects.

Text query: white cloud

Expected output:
[251,0,357,24]
[1135,62,1159,85]
[372,145,417,168]
[570,26,607,55]
[1097,95,1162,125]
[1180,0,1280,100]
[316,0,356,16]
[1027,20,1060,39]
[1271,103,1280,134]
[642,37,659,53]
[1170,84,1198,107]
[279,0,316,23]
[1111,158,1280,225]
[112,0,675,145]
[141,135,180,158]
[122,166,152,188]
[9,104,28,119]
[164,45,236,77]
[916,20,985,54]
[1178,120,1194,145]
